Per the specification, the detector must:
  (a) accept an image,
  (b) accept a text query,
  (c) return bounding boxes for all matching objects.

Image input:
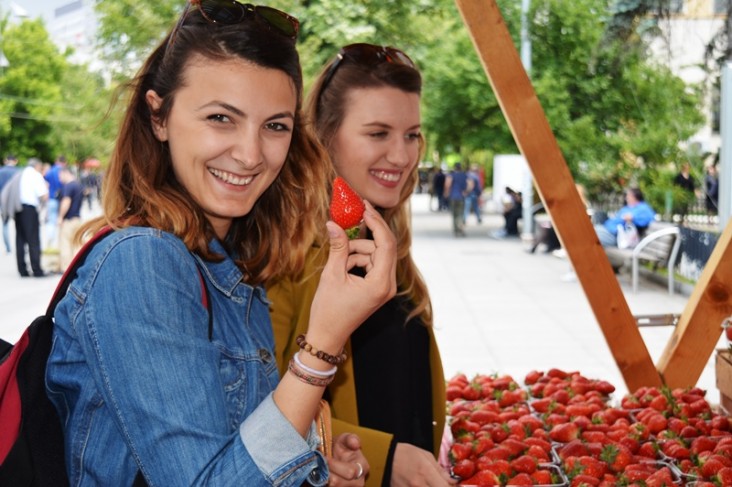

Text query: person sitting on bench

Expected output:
[594,187,655,247]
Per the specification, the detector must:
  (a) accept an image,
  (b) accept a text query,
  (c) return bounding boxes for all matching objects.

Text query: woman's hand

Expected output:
[391,443,458,487]
[327,434,369,486]
[308,200,397,349]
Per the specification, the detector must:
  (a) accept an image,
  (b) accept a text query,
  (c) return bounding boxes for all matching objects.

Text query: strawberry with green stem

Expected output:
[330,177,365,239]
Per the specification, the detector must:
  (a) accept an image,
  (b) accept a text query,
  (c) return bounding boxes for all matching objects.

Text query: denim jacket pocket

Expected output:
[218,345,279,430]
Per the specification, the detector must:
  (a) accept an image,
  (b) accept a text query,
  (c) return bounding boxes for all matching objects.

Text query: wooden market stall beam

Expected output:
[454,0,663,390]
[658,221,732,388]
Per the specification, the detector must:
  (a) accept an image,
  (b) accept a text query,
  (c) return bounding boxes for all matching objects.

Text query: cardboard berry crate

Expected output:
[444,369,732,486]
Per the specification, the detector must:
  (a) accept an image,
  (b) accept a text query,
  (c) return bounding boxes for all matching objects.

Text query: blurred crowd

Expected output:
[0,153,103,277]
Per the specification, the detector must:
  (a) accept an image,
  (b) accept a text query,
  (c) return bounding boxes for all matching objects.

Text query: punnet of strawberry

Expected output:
[330,176,365,239]
[444,368,732,486]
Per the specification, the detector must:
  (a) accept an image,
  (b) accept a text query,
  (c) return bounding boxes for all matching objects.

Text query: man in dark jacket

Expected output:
[0,154,19,254]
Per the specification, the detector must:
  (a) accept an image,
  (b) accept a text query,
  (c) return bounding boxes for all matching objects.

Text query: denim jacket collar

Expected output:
[192,238,245,297]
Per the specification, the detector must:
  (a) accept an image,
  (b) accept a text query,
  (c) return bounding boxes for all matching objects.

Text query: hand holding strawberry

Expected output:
[330,176,366,239]
[306,201,396,349]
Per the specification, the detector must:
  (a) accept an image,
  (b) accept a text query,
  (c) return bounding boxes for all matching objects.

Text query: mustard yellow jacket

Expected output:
[267,246,446,486]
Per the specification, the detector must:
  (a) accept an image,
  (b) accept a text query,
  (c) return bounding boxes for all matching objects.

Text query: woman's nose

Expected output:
[386,139,413,168]
[232,128,263,169]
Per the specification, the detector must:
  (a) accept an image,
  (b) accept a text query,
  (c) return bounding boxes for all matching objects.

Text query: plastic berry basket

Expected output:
[457,463,569,487]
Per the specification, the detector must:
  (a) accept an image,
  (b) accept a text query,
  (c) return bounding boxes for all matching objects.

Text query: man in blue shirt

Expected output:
[464,164,483,224]
[444,162,471,237]
[43,155,66,249]
[57,167,85,272]
[595,187,656,247]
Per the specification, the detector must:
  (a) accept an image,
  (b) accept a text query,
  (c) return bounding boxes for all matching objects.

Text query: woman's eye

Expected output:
[208,114,231,123]
[369,131,388,138]
[407,132,421,141]
[266,122,291,132]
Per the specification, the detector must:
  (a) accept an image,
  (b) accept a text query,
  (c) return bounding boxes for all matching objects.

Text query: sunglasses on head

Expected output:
[167,0,299,53]
[319,43,416,94]
[196,0,298,38]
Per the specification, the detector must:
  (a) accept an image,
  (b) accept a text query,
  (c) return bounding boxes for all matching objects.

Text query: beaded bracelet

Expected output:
[294,351,337,377]
[295,334,348,366]
[288,358,334,387]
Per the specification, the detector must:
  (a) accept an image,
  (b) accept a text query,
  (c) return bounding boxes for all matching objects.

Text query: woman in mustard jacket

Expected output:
[268,44,454,487]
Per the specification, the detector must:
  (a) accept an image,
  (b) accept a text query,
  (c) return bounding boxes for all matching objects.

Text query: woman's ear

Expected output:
[145,89,168,142]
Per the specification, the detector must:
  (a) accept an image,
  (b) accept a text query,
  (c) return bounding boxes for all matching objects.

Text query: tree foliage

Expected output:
[0,15,117,165]
[94,0,181,79]
[517,0,702,198]
[0,19,66,161]
[54,63,119,164]
[0,0,707,195]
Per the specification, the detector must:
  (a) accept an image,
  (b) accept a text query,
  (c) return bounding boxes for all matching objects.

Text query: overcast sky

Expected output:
[1,0,66,23]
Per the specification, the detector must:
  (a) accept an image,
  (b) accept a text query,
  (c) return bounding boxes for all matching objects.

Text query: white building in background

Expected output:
[1,0,102,73]
[45,0,100,71]
[649,0,728,157]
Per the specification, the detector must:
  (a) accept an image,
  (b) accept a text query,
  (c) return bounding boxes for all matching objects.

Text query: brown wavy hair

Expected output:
[82,8,330,286]
[305,47,432,326]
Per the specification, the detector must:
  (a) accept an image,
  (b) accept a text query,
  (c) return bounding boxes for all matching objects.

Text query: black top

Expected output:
[673,173,695,192]
[350,291,433,485]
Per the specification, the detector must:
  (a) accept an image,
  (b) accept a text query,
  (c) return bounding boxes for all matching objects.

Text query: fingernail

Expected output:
[326,221,339,238]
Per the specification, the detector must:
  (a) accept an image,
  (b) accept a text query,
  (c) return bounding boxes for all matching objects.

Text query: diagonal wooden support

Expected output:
[454,0,662,390]
[658,220,732,388]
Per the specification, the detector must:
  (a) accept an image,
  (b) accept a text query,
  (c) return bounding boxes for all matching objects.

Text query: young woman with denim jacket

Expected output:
[268,44,454,487]
[45,3,396,485]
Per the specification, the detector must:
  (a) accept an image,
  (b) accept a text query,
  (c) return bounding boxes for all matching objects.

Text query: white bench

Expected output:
[605,224,681,294]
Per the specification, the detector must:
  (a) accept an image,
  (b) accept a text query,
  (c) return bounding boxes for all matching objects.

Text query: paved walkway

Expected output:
[408,193,723,404]
[0,194,724,405]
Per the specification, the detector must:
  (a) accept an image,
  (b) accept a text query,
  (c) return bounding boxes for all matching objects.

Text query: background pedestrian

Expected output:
[0,154,19,254]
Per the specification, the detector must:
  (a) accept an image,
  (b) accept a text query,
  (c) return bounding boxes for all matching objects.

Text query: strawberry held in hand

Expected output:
[330,177,365,239]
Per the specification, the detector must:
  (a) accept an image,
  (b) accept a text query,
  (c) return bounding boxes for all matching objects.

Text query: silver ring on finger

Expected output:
[354,462,364,480]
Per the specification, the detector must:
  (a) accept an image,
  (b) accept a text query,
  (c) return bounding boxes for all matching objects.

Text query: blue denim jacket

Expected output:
[46,227,328,486]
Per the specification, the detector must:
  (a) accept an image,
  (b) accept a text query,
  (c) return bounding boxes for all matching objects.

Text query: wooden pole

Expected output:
[454,0,662,389]
[658,220,732,388]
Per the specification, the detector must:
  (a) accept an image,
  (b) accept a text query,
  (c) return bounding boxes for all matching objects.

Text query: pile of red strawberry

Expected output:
[447,373,563,485]
[445,369,732,486]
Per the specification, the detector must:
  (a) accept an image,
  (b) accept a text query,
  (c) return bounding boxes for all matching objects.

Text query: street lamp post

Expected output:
[520,0,534,238]
[720,62,732,231]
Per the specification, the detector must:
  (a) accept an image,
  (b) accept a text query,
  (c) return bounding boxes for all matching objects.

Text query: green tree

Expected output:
[529,0,704,177]
[0,19,67,162]
[416,0,702,192]
[95,0,181,80]
[52,63,119,165]
[420,2,517,160]
[94,0,442,82]
[90,0,704,200]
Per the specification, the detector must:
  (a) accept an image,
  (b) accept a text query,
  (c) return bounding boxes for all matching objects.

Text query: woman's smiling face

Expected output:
[147,54,297,239]
[329,86,421,210]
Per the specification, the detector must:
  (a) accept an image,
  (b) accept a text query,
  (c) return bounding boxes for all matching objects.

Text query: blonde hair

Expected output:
[306,51,432,326]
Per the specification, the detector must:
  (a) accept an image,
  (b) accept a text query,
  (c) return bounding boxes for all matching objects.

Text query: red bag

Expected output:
[0,227,113,486]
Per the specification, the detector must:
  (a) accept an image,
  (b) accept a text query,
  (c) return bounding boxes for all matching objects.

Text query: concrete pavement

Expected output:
[408,193,724,405]
[0,193,724,405]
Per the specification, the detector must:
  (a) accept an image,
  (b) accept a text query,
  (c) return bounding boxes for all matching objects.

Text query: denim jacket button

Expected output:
[258,348,272,363]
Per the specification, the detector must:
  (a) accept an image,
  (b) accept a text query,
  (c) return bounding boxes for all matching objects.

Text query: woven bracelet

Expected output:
[295,334,348,366]
[288,358,334,387]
